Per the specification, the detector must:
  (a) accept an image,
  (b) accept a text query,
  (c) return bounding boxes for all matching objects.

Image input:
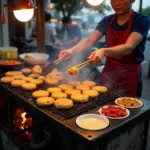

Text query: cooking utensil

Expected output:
[53,56,65,65]
[42,56,65,76]
[76,60,91,70]
[42,62,57,76]
[68,60,91,76]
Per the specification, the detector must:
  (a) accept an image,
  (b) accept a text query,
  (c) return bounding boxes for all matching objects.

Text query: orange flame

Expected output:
[21,112,27,124]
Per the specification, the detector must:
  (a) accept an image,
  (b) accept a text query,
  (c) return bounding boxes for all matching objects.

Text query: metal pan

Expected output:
[42,62,57,76]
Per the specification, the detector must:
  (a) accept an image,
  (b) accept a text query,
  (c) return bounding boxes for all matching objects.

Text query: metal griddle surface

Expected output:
[1,78,150,144]
[0,79,119,119]
[42,62,57,76]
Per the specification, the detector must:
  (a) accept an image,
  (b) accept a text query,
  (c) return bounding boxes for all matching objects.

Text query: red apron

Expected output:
[100,11,140,97]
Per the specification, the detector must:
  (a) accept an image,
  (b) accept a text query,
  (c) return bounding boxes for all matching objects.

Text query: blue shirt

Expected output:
[66,25,82,43]
[96,11,150,63]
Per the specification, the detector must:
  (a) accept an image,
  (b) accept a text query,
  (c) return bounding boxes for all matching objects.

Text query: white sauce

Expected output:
[79,118,107,130]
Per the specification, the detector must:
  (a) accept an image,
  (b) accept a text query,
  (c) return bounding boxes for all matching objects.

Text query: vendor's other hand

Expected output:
[59,49,73,60]
[88,49,105,65]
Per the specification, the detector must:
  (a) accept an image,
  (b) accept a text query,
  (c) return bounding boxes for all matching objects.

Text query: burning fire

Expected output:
[21,112,27,125]
[13,108,32,141]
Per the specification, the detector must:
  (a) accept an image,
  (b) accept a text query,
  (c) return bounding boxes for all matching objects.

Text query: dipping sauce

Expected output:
[115,97,143,108]
[100,105,129,119]
[79,118,107,130]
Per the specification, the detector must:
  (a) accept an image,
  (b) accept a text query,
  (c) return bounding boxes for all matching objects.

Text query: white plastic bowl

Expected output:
[19,53,49,65]
[76,114,109,131]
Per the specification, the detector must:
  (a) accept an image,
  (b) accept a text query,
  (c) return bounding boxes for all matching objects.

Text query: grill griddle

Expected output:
[42,62,57,76]
[1,82,120,119]
[48,90,119,119]
[0,73,120,119]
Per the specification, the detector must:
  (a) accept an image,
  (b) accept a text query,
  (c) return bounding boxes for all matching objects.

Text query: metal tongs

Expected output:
[75,60,91,70]
[68,60,91,75]
[42,56,65,76]
[53,56,65,65]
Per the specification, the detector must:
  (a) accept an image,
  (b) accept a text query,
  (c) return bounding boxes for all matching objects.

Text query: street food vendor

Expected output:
[59,0,150,97]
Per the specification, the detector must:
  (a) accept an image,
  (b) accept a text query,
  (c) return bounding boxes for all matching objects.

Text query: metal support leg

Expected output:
[32,117,45,143]
[59,131,73,150]
[71,139,79,150]
[84,144,95,150]
[0,130,3,150]
[143,120,149,150]
[84,143,107,150]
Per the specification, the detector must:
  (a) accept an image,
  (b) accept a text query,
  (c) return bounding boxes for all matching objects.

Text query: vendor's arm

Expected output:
[89,32,144,64]
[103,31,144,56]
[71,17,109,53]
[103,15,150,56]
[89,16,150,64]
[59,16,109,59]
[72,30,103,52]
[59,30,103,58]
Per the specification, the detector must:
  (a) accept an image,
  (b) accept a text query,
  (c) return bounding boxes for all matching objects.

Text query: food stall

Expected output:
[0,57,150,150]
[0,0,150,150]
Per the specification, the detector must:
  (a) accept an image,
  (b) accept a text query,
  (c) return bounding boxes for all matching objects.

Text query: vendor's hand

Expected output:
[88,49,105,65]
[59,49,74,60]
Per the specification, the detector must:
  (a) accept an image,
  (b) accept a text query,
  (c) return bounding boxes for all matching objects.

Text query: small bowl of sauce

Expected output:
[76,114,109,131]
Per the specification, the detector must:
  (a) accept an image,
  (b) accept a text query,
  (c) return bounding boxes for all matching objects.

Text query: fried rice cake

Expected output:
[51,92,67,99]
[32,90,49,98]
[54,98,73,109]
[59,84,73,91]
[71,93,89,103]
[82,80,96,87]
[92,86,108,93]
[83,90,99,98]
[36,97,55,107]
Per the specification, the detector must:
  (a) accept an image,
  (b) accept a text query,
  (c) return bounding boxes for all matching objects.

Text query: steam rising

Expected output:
[58,51,98,82]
